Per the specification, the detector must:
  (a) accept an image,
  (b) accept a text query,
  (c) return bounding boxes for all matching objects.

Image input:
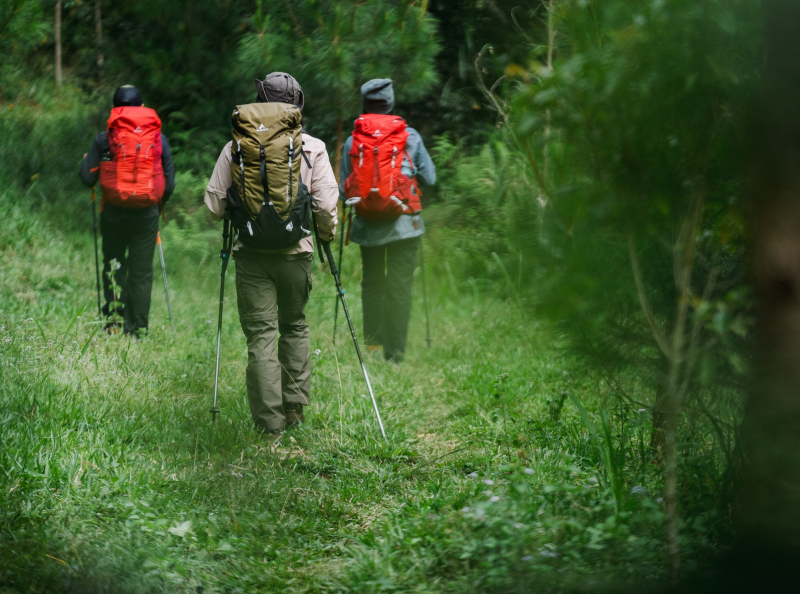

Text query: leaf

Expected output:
[168,521,192,538]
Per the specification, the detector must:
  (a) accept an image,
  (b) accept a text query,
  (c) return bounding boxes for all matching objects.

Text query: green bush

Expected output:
[0,82,105,222]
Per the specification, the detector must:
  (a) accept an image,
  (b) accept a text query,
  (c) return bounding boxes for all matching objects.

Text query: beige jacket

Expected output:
[204,133,338,253]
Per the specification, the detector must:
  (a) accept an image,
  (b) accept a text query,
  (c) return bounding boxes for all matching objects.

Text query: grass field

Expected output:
[0,191,713,593]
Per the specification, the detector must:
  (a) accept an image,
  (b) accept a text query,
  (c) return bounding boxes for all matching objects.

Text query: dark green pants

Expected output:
[100,211,159,335]
[360,237,420,361]
[234,250,312,433]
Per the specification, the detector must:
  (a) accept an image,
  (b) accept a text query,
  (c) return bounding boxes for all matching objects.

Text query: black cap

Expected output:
[112,86,143,108]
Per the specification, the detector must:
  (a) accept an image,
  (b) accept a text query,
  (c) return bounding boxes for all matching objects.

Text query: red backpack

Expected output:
[99,106,165,208]
[343,114,421,221]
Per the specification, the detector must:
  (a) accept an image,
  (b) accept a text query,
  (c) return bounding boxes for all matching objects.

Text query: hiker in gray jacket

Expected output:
[339,79,436,363]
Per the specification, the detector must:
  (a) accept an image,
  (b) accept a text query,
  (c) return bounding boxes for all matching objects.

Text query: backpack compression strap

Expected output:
[259,145,269,198]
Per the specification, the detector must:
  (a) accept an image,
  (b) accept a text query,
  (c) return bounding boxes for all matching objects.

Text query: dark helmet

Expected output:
[112,85,143,108]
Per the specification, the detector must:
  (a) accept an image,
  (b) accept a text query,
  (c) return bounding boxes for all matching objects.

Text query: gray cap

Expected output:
[255,72,305,111]
[361,78,394,115]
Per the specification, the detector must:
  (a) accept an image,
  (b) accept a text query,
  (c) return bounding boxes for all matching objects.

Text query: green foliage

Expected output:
[512,0,759,384]
[422,134,532,294]
[0,83,104,223]
[237,0,441,152]
[0,0,48,87]
[406,0,543,143]
[0,0,767,588]
[0,189,731,591]
[485,0,760,506]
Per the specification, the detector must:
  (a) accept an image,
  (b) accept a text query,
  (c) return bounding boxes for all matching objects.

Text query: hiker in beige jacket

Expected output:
[204,72,338,440]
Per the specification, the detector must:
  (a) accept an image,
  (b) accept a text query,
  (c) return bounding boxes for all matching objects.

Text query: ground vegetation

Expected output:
[0,0,774,591]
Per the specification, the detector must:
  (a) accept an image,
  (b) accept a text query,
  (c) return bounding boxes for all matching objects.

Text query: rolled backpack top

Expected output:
[99,106,165,208]
[224,102,312,249]
[343,113,421,222]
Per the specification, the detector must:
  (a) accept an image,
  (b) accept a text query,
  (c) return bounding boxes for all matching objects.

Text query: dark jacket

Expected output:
[80,131,176,220]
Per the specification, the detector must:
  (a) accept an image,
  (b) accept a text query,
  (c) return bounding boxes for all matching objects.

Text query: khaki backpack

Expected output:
[225,102,312,249]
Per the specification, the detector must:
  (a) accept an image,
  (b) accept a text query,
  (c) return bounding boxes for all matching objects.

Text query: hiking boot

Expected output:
[385,352,404,364]
[284,403,305,429]
[261,429,283,446]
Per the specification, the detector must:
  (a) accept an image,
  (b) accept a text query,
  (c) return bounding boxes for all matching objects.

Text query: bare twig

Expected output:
[403,446,469,479]
[0,5,21,40]
[282,0,304,35]
[663,184,706,585]
[628,232,673,360]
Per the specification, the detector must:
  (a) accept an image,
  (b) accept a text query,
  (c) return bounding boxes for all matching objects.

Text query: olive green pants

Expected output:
[234,249,312,432]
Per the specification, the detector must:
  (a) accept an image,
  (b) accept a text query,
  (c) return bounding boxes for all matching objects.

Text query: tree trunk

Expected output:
[95,1,104,81]
[724,1,800,590]
[55,1,62,87]
[540,0,555,211]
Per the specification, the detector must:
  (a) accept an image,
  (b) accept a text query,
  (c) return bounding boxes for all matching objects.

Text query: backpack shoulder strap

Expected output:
[403,145,415,172]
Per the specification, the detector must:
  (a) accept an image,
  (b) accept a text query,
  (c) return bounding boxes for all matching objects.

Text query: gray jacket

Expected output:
[338,127,436,247]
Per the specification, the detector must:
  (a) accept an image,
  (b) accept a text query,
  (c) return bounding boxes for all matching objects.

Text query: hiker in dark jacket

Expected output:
[80,85,176,336]
[339,79,436,363]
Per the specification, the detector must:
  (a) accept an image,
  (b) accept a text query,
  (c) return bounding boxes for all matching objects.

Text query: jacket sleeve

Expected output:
[79,132,107,187]
[204,143,233,220]
[309,144,339,244]
[338,136,354,198]
[408,129,436,187]
[160,135,176,205]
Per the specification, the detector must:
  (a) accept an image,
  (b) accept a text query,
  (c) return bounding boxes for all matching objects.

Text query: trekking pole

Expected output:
[91,187,102,319]
[211,218,233,422]
[314,218,386,440]
[420,236,432,348]
[332,202,346,344]
[156,231,175,334]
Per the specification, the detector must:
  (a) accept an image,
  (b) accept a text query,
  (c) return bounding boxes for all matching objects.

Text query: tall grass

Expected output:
[0,186,731,592]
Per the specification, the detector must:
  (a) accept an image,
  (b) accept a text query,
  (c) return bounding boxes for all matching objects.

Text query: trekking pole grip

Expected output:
[323,241,339,278]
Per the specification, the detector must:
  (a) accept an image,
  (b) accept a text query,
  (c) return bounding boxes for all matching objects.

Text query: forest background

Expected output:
[0,0,788,592]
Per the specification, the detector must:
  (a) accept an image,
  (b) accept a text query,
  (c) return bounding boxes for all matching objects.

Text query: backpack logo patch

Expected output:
[134,126,142,134]
[256,123,268,132]
[373,129,383,137]
[286,221,294,232]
